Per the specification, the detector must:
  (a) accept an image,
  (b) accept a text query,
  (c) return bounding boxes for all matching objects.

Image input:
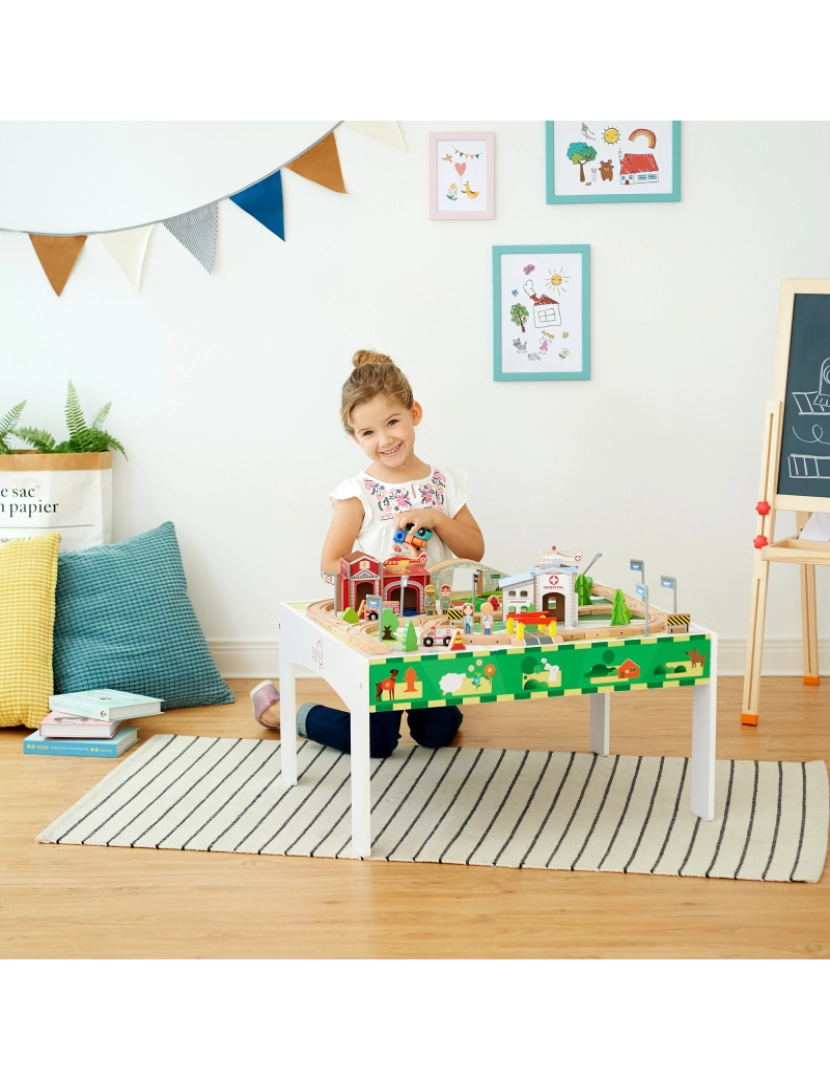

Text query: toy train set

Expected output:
[311,540,692,657]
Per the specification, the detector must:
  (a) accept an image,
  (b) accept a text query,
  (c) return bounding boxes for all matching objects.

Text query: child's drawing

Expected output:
[496,246,588,381]
[431,132,493,219]
[548,121,678,203]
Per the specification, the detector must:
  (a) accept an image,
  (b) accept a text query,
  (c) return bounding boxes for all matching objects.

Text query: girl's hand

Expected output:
[393,508,442,533]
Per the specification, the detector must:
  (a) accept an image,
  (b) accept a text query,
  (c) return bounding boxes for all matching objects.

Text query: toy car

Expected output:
[420,623,453,648]
[392,524,433,549]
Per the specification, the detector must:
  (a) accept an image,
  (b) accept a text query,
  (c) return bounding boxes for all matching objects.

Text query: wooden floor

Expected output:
[1,676,828,959]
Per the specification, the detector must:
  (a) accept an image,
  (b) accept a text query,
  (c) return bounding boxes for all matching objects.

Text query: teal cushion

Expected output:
[53,521,234,709]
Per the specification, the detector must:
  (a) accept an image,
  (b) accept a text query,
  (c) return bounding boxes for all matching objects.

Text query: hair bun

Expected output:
[352,349,393,369]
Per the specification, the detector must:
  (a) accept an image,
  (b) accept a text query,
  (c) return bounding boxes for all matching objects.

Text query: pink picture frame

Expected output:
[429,131,495,220]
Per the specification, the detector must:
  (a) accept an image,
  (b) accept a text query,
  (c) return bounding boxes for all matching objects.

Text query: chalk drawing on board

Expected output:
[791,357,830,414]
[788,454,830,479]
[792,424,830,446]
[792,392,830,415]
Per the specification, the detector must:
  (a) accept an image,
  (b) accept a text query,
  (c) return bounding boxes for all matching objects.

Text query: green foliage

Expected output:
[509,303,529,331]
[566,141,597,165]
[586,663,617,679]
[675,665,687,673]
[610,588,632,626]
[575,573,593,606]
[342,607,359,624]
[0,400,26,454]
[403,621,418,651]
[16,381,127,459]
[521,655,541,674]
[523,678,548,691]
[381,607,399,641]
[603,649,616,664]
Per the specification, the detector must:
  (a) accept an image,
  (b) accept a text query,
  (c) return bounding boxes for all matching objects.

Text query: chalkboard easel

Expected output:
[743,279,830,724]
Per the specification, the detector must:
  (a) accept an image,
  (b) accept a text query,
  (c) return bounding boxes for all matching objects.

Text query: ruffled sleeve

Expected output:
[329,476,366,510]
[435,465,469,518]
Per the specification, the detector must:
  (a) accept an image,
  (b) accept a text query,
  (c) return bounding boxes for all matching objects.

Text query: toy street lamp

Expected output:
[630,558,644,585]
[660,575,677,613]
[583,551,603,576]
[635,581,650,636]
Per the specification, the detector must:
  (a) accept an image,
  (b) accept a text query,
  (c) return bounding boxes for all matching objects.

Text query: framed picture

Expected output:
[429,132,494,220]
[546,121,680,203]
[493,245,590,382]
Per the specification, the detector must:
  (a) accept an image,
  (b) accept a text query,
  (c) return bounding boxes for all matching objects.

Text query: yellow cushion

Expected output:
[0,533,60,728]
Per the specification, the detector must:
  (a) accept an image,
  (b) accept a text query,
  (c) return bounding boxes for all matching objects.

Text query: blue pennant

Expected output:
[230,171,285,240]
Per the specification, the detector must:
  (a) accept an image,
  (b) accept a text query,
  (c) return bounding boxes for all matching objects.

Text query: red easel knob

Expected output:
[755,500,771,515]
[753,535,769,549]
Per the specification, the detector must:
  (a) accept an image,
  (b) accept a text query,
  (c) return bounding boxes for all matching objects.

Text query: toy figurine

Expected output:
[462,602,475,635]
[480,602,494,635]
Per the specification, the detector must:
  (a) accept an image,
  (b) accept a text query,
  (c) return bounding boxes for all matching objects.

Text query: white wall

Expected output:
[3,121,830,676]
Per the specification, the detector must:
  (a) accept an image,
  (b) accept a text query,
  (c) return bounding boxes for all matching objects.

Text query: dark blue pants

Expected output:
[297,703,463,758]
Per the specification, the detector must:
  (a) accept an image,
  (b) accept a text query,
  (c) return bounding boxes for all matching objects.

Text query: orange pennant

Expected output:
[285,131,347,193]
[29,235,87,296]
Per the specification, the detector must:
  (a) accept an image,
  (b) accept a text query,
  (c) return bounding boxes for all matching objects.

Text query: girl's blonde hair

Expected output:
[340,349,414,434]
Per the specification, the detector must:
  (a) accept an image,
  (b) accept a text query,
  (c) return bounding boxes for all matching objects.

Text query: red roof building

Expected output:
[619,154,659,185]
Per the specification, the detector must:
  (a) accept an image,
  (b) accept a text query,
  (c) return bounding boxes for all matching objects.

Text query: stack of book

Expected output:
[23,689,163,758]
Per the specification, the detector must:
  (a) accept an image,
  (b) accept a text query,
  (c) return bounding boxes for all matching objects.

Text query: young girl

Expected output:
[252,348,485,757]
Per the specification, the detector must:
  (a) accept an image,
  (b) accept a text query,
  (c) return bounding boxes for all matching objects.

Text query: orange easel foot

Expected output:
[803,676,820,686]
[741,713,759,726]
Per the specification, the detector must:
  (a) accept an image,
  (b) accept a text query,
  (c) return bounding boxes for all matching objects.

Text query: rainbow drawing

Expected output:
[629,128,657,149]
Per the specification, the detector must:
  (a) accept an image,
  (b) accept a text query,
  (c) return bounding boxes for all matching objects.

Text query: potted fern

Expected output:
[0,382,126,553]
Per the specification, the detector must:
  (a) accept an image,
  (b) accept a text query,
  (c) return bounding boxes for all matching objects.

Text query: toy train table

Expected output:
[277,558,717,858]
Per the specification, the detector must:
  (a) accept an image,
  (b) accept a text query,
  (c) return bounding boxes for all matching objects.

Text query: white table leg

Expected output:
[278,653,298,788]
[349,686,372,859]
[590,692,611,756]
[691,634,717,820]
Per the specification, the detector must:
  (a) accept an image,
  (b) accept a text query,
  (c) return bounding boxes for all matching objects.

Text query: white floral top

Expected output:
[329,465,469,564]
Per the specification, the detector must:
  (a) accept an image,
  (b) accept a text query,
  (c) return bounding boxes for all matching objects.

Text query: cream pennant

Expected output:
[97,225,154,290]
[344,121,407,152]
[29,235,87,296]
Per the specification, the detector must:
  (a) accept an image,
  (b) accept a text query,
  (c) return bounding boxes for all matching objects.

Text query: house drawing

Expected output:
[617,659,641,680]
[619,153,659,185]
[530,293,561,328]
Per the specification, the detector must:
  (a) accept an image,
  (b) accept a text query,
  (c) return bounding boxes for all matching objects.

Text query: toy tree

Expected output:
[403,620,418,651]
[610,588,632,626]
[510,302,529,333]
[381,607,399,641]
[566,141,598,183]
[575,573,593,606]
[342,607,359,624]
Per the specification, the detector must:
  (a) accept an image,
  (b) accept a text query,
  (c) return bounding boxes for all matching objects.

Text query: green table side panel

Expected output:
[367,634,711,712]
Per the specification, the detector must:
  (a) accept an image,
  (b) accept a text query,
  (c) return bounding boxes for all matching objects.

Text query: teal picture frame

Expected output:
[493,244,590,382]
[546,121,681,204]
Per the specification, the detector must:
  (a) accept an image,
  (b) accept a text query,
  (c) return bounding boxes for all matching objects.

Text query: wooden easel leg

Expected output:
[800,563,820,685]
[742,552,769,725]
[794,511,820,686]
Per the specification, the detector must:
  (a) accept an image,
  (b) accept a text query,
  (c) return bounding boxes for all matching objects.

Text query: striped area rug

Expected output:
[37,735,829,882]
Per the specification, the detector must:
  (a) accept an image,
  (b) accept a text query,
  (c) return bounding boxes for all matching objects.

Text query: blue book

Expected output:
[23,726,140,758]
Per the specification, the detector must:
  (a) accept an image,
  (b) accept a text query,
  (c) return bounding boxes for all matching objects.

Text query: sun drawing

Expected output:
[546,267,570,295]
[603,126,621,145]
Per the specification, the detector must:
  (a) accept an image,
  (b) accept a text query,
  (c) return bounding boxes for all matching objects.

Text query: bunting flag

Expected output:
[163,203,218,273]
[344,121,407,152]
[97,225,154,290]
[230,171,284,240]
[285,132,347,193]
[28,235,87,295]
[10,123,409,293]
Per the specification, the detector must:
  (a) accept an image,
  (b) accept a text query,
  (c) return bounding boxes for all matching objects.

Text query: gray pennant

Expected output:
[163,203,218,273]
